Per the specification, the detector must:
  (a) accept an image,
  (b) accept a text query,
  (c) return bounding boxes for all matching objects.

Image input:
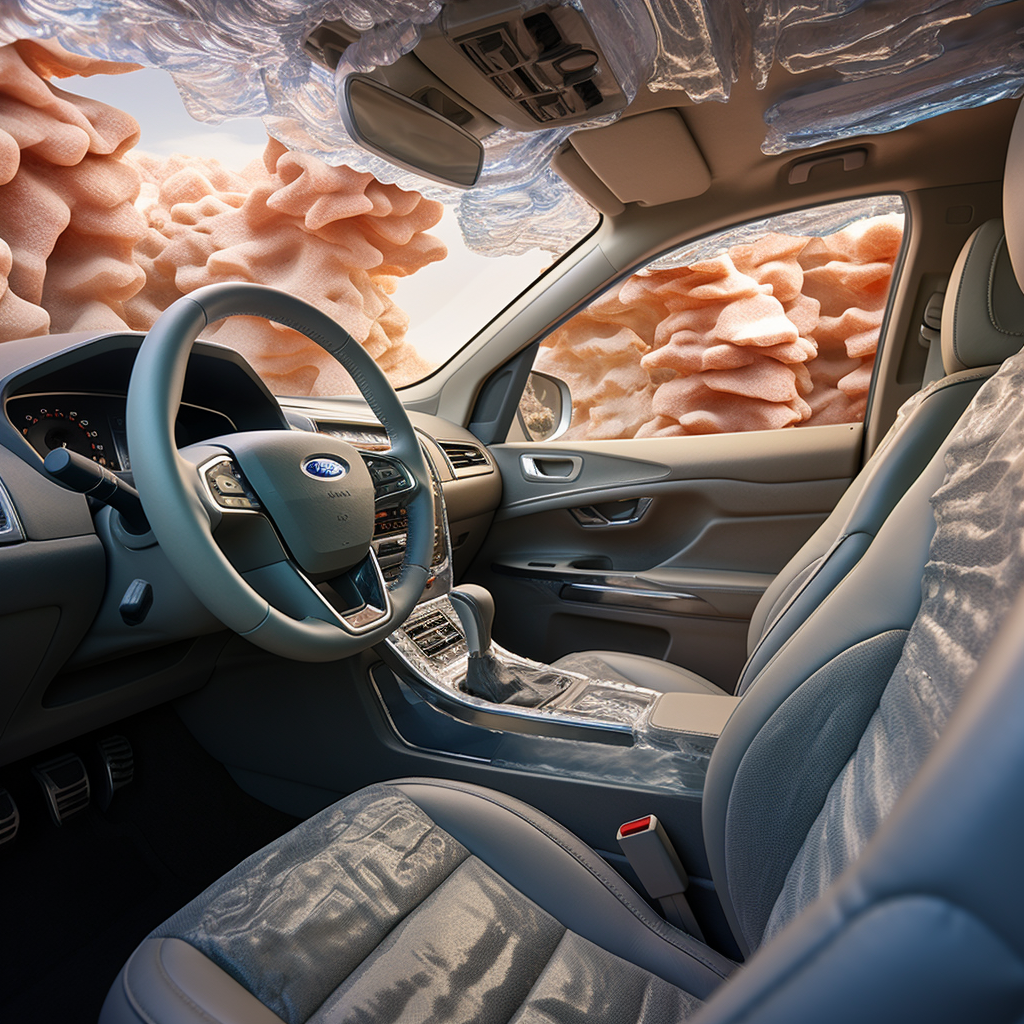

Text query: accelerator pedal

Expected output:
[0,787,19,846]
[33,753,90,825]
[96,736,134,810]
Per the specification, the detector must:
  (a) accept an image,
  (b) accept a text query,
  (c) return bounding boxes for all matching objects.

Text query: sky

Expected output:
[66,67,552,368]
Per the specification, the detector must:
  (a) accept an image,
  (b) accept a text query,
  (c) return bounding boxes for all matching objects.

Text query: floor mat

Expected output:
[0,704,299,1023]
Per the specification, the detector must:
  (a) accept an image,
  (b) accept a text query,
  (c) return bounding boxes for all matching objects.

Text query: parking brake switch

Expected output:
[617,814,706,941]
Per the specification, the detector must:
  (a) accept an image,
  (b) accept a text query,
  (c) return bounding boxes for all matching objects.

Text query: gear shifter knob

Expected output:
[449,584,495,656]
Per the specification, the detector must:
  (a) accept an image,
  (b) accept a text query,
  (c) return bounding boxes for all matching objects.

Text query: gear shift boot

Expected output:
[450,585,572,707]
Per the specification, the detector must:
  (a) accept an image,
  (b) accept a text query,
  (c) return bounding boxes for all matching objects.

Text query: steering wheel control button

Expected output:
[303,456,348,479]
[204,460,260,511]
[365,456,411,500]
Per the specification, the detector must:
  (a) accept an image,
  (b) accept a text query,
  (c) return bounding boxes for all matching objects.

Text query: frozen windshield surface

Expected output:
[1,47,591,395]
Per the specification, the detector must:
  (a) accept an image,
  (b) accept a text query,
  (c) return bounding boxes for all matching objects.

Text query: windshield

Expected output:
[0,45,594,396]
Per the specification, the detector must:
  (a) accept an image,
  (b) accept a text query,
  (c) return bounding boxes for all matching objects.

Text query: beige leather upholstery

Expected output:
[941,220,1024,372]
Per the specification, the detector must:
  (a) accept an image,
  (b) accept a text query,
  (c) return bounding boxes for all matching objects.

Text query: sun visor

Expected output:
[568,110,711,207]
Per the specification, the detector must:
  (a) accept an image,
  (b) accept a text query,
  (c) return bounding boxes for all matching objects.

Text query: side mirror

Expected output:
[517,370,572,442]
[339,75,485,189]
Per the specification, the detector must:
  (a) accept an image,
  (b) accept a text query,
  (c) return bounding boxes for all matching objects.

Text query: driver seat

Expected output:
[553,216,1024,698]
[101,105,1024,1024]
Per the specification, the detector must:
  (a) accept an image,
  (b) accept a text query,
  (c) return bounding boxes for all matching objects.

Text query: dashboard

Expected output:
[0,330,502,768]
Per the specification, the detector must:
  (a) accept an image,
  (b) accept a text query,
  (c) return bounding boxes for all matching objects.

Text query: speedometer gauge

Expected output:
[19,405,112,466]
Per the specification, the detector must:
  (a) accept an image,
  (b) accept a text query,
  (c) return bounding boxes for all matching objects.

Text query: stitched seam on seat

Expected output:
[987,237,1024,336]
[503,929,574,1024]
[307,856,567,1024]
[120,947,162,1024]
[399,779,731,979]
[739,532,863,694]
[952,228,984,367]
[927,369,994,390]
[124,940,229,1024]
[493,919,569,1024]
[302,833,473,1021]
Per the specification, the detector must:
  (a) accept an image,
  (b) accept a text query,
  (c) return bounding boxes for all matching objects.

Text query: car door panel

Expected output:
[467,423,861,691]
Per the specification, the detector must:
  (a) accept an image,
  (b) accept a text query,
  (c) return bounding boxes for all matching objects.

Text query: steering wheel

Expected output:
[126,282,434,662]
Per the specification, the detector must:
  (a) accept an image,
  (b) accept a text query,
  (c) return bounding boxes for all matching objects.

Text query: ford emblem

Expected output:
[303,457,347,479]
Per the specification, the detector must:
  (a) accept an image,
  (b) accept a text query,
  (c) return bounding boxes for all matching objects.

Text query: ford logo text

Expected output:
[303,457,348,479]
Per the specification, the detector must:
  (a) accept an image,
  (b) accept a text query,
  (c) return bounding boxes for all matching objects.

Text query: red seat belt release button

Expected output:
[616,813,705,941]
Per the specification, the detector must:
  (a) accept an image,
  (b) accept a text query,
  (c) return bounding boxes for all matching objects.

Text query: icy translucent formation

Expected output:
[1,1,1014,253]
[0,39,146,339]
[125,139,447,395]
[537,215,903,440]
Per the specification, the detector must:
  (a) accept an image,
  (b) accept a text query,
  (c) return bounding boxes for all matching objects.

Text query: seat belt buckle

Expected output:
[616,814,705,941]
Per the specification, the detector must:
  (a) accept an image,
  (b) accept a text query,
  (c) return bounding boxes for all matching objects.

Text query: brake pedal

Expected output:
[0,787,19,846]
[96,736,134,810]
[33,753,90,825]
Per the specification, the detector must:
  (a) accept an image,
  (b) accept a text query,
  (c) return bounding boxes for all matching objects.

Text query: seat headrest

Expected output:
[1005,98,1024,292]
[940,218,1024,373]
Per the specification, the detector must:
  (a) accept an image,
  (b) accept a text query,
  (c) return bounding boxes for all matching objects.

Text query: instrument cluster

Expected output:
[6,393,236,472]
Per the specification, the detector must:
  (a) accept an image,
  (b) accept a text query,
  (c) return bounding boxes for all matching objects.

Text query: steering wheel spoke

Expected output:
[242,548,393,636]
[198,452,263,514]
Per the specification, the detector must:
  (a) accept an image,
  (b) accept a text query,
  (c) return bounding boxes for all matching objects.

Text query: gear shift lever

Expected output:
[449,584,494,656]
[449,584,572,707]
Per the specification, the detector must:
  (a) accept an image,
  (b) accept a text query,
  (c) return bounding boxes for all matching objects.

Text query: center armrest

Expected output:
[648,692,741,739]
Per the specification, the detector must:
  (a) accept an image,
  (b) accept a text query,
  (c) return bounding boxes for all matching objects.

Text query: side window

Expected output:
[518,196,905,442]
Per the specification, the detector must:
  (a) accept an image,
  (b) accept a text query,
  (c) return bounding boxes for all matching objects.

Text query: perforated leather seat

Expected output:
[554,216,1024,698]
[103,103,1024,1024]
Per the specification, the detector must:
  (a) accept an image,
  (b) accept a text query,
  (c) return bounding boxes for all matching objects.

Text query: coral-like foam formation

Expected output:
[125,140,447,394]
[535,215,903,439]
[0,39,145,339]
[0,39,447,396]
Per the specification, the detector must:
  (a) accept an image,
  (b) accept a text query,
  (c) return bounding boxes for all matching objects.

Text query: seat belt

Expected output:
[617,814,706,942]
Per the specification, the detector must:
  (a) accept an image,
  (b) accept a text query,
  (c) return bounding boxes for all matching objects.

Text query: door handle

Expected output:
[569,496,652,527]
[520,454,583,482]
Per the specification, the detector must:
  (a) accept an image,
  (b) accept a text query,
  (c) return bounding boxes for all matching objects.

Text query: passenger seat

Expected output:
[553,218,1024,696]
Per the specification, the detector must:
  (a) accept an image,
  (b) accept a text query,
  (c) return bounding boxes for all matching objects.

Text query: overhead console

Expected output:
[309,2,632,132]
[305,0,655,187]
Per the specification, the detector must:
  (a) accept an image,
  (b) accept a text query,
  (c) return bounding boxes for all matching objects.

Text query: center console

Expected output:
[373,458,738,796]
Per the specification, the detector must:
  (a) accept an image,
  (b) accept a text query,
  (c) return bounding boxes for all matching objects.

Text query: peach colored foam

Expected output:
[0,40,447,396]
[124,140,447,394]
[535,217,904,438]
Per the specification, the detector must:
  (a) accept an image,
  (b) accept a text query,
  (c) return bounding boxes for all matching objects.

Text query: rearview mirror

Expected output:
[339,75,485,189]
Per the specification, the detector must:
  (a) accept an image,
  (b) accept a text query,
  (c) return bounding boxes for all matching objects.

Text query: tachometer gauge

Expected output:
[20,406,111,466]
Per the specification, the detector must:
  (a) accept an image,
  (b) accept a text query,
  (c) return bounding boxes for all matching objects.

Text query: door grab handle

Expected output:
[520,454,583,482]
[569,497,652,527]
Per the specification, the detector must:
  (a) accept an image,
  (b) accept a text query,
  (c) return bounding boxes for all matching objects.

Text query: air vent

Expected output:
[439,440,493,478]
